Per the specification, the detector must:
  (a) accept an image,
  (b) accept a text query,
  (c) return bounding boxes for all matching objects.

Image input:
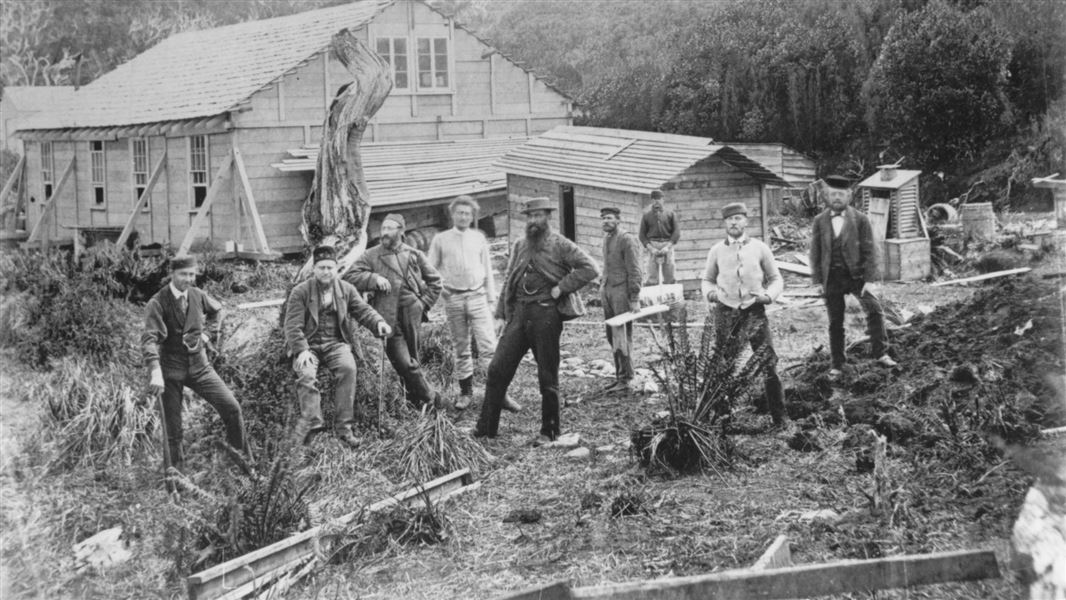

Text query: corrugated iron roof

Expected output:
[858,169,921,190]
[495,126,792,194]
[273,137,528,207]
[15,1,394,132]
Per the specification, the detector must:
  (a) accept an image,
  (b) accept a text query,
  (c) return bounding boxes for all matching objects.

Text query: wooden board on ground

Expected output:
[930,267,1031,287]
[237,298,285,310]
[776,261,812,276]
[751,535,792,570]
[605,304,670,327]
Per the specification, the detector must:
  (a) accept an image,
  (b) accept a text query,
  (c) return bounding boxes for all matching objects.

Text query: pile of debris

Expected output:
[785,275,1063,458]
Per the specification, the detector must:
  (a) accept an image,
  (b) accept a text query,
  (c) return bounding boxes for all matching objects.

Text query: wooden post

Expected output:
[25,156,75,243]
[0,154,25,232]
[177,153,234,255]
[117,150,167,247]
[232,145,270,253]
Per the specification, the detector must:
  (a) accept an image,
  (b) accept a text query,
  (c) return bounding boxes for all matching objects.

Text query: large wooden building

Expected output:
[496,126,793,288]
[8,0,573,254]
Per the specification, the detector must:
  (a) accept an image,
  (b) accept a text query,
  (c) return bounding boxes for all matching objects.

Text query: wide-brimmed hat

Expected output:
[521,197,555,215]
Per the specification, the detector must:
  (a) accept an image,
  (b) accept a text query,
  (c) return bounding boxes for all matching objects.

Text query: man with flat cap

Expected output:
[809,175,897,379]
[345,213,443,409]
[599,205,643,393]
[284,245,391,447]
[143,254,247,471]
[473,197,600,443]
[701,202,788,426]
[638,190,680,285]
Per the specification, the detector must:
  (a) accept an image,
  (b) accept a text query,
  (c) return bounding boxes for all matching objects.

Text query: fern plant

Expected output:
[633,311,773,475]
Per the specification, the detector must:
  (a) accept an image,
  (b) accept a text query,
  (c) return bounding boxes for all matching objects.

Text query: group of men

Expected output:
[143,176,897,465]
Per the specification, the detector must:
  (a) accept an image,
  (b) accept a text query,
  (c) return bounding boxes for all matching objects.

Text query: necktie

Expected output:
[178,294,188,315]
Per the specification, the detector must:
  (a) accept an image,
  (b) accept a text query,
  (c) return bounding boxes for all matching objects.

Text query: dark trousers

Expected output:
[824,269,888,368]
[386,302,435,406]
[714,303,786,422]
[476,301,563,439]
[161,351,245,466]
[293,341,358,436]
[602,285,634,382]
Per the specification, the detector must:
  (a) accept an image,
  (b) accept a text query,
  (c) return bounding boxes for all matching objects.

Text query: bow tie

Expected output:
[832,211,844,217]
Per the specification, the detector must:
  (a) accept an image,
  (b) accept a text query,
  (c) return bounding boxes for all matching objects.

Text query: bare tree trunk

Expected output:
[298,29,392,280]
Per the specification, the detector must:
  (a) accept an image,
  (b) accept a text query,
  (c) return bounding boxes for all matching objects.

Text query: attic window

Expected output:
[416,37,449,89]
[90,140,106,207]
[376,37,409,90]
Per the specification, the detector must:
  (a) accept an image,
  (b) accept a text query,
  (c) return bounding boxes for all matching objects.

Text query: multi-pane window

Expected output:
[90,140,106,207]
[416,37,449,89]
[375,37,409,90]
[189,135,208,209]
[132,138,149,210]
[40,141,54,199]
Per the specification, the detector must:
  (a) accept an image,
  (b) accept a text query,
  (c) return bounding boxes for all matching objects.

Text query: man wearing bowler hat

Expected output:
[473,197,599,443]
[143,254,247,470]
[809,175,897,379]
[345,213,443,409]
[284,245,391,447]
[599,205,643,393]
[700,202,788,426]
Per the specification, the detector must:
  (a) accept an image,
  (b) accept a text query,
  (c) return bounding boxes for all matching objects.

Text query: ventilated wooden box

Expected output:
[883,238,930,281]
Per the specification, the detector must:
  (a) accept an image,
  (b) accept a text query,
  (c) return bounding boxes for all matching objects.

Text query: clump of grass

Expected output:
[417,321,456,387]
[398,408,493,482]
[633,313,772,475]
[327,498,451,562]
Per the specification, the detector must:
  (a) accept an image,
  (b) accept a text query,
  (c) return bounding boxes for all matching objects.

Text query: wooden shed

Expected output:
[5,0,574,254]
[495,126,792,289]
[857,165,929,281]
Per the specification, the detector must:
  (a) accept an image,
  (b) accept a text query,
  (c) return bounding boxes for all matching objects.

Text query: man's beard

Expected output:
[381,233,400,249]
[525,221,548,241]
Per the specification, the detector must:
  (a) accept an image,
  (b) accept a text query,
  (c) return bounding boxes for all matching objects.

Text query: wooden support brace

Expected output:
[117,150,167,247]
[0,154,26,226]
[231,146,270,252]
[25,156,75,243]
[177,153,234,256]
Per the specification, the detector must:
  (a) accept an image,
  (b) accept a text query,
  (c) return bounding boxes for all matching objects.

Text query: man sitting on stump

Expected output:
[284,245,391,447]
[142,254,247,471]
[345,214,443,409]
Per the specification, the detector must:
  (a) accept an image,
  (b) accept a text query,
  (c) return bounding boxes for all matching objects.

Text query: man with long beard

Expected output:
[473,197,599,443]
[345,214,443,409]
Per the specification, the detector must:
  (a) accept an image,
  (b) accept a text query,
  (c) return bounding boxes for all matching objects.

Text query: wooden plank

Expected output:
[568,549,1000,600]
[25,156,75,243]
[776,261,812,276]
[177,153,234,256]
[188,468,474,600]
[930,267,1031,287]
[751,535,792,570]
[0,154,26,222]
[495,581,573,600]
[232,146,271,252]
[605,304,670,327]
[867,196,890,246]
[236,298,285,310]
[117,150,167,247]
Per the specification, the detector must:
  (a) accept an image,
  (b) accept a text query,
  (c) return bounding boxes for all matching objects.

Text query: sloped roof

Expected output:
[2,86,76,111]
[496,126,792,195]
[273,137,528,207]
[858,169,921,190]
[16,0,393,132]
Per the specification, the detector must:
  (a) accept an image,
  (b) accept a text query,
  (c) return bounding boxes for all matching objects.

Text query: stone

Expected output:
[566,447,591,460]
[73,527,132,572]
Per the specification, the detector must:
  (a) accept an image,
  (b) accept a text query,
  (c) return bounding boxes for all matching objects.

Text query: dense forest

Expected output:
[2,0,1064,206]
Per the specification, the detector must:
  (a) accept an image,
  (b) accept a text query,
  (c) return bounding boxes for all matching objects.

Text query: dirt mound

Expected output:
[786,276,1064,454]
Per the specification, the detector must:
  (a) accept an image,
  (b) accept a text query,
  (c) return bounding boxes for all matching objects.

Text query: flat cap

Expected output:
[600,206,621,217]
[170,254,198,271]
[721,202,748,219]
[312,245,337,264]
[650,190,664,200]
[823,175,853,189]
[521,197,555,214]
[383,213,406,228]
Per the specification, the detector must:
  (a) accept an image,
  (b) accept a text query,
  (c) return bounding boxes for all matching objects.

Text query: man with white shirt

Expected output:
[809,175,897,379]
[142,255,247,471]
[701,202,787,426]
[427,196,516,411]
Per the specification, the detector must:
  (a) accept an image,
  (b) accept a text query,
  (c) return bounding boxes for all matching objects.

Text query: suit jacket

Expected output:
[601,229,643,303]
[344,243,442,330]
[142,285,221,375]
[809,206,880,289]
[496,232,600,322]
[283,278,384,356]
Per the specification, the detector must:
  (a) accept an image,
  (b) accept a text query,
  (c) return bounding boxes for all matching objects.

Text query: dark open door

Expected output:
[560,185,576,241]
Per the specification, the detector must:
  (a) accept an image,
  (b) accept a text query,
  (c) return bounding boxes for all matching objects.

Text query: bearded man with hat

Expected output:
[345,213,443,409]
[473,197,599,444]
[284,245,391,447]
[700,202,788,426]
[809,175,897,379]
[599,205,643,393]
[142,254,247,470]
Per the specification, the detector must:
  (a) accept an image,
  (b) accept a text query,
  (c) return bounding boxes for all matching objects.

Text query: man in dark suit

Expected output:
[284,245,391,447]
[143,255,246,470]
[809,175,898,379]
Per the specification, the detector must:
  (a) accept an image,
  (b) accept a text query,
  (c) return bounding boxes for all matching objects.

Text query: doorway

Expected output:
[560,185,575,241]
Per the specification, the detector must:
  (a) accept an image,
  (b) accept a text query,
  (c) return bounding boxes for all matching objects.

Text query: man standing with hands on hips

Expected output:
[700,202,788,427]
[809,175,897,379]
[638,190,680,285]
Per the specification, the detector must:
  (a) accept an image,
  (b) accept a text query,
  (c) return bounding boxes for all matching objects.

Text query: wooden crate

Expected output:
[883,237,930,281]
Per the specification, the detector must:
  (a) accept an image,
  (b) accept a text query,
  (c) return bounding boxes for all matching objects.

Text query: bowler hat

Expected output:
[521,197,555,214]
[312,245,337,265]
[170,254,198,271]
[600,206,621,217]
[721,202,748,219]
[823,175,853,189]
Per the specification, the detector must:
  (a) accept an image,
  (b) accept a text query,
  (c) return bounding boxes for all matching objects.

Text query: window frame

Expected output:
[375,36,411,92]
[131,138,150,212]
[415,35,451,91]
[40,141,54,200]
[89,140,107,209]
[188,135,209,212]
